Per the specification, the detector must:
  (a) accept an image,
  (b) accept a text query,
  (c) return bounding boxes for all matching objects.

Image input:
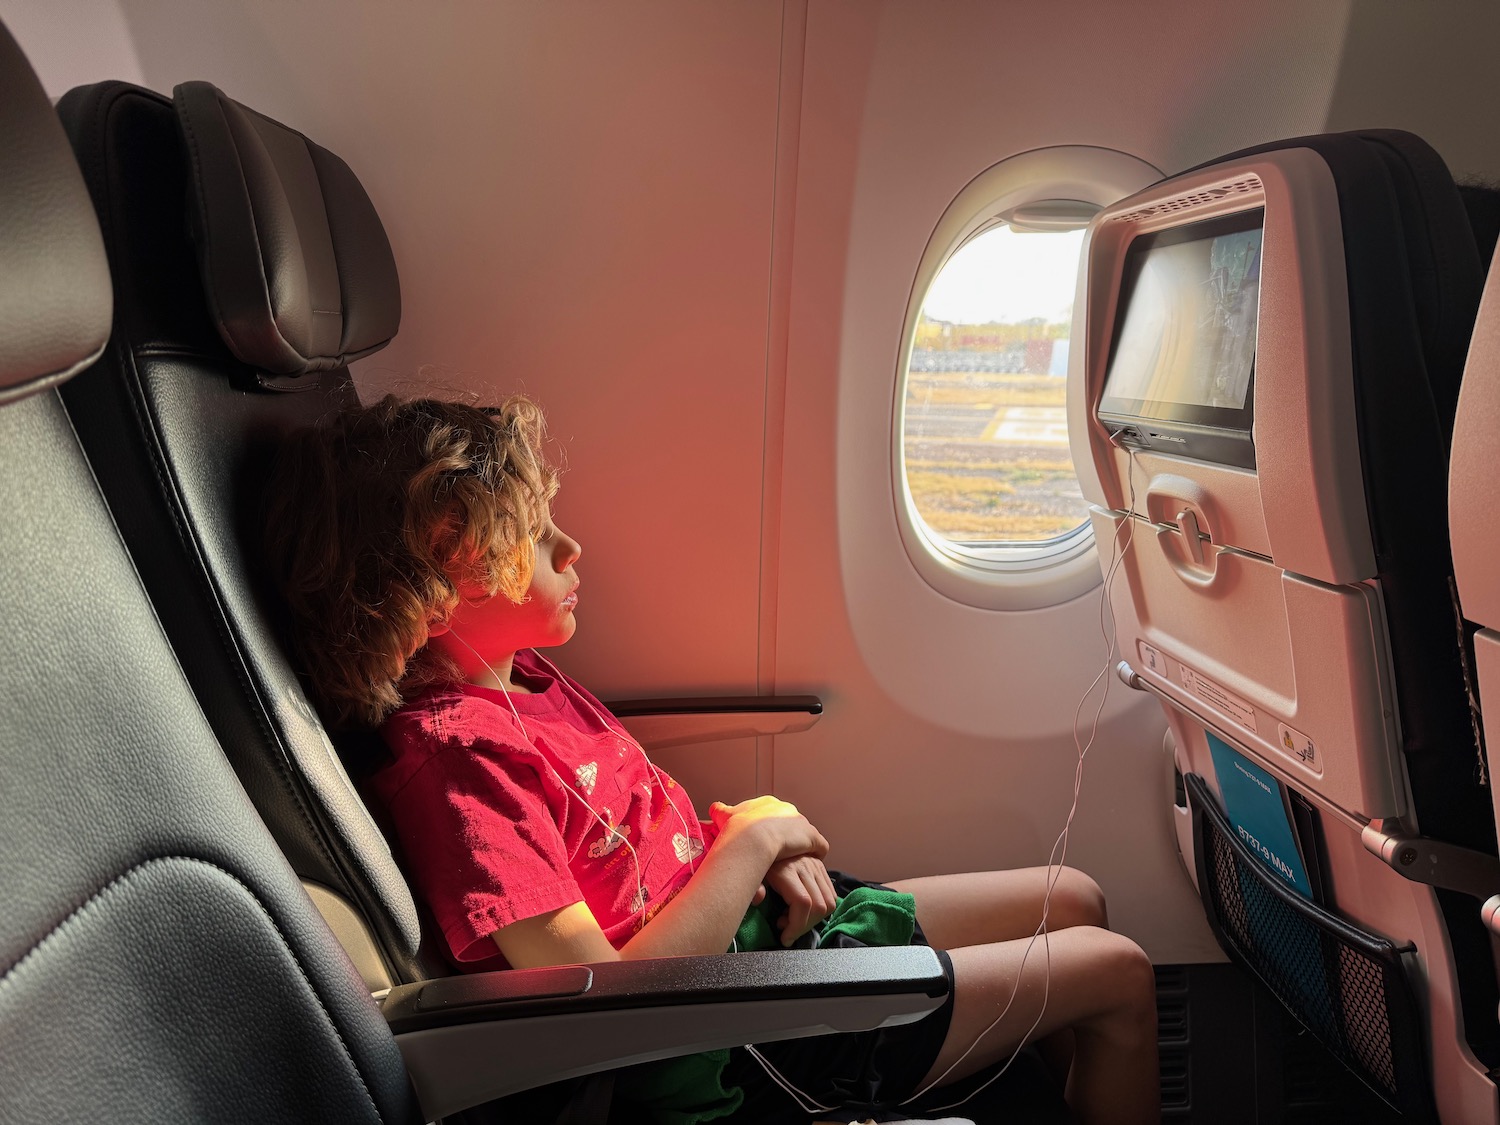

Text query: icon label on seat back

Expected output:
[1180,665,1257,732]
[1137,641,1164,675]
[1276,722,1321,775]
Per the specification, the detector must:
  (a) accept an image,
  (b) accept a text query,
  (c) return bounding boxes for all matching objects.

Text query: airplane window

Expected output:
[903,223,1087,548]
[891,146,1160,610]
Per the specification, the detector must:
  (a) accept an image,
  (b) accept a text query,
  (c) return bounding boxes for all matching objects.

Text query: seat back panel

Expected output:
[1075,127,1500,1110]
[1094,507,1402,822]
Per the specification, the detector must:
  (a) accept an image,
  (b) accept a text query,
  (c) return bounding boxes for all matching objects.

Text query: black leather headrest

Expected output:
[0,21,111,404]
[173,81,400,379]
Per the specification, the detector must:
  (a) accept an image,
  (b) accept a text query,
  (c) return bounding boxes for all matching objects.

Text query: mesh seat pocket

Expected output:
[1186,772,1434,1119]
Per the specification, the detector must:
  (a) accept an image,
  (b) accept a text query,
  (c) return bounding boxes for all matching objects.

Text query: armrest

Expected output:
[381,945,945,1119]
[602,694,823,751]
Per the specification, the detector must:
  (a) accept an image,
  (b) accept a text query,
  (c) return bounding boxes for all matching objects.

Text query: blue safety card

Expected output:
[1207,732,1313,899]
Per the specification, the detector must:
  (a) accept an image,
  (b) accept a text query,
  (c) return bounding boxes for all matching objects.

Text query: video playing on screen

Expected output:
[1103,223,1263,413]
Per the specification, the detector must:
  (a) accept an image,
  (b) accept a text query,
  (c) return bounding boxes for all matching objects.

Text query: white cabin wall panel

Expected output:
[106,0,783,699]
[0,0,145,93]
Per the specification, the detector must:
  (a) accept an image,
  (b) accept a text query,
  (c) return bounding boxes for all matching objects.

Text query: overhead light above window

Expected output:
[998,199,1100,233]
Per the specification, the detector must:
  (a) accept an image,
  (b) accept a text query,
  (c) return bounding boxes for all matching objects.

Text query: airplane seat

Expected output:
[0,22,425,1121]
[52,76,439,988]
[1452,235,1500,973]
[1069,129,1500,1121]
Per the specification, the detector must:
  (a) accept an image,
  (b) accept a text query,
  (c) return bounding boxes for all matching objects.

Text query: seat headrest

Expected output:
[0,21,112,404]
[173,81,400,380]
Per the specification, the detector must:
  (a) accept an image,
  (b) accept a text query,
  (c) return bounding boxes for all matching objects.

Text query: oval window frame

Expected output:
[894,146,1162,611]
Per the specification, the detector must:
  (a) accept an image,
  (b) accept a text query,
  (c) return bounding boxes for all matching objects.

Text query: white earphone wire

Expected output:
[445,632,650,922]
[741,1045,837,1114]
[902,444,1143,1112]
[528,649,702,876]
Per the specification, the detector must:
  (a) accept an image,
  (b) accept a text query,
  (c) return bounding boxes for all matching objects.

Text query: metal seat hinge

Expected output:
[1362,818,1500,905]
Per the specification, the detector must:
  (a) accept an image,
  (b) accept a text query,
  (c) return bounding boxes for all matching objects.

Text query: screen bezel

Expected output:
[1097,207,1265,435]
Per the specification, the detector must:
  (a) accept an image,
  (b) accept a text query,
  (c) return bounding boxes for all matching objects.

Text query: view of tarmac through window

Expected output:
[904,224,1088,545]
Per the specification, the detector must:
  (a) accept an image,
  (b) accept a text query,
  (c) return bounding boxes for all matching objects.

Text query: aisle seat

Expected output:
[1068,130,1500,1122]
[0,21,423,1122]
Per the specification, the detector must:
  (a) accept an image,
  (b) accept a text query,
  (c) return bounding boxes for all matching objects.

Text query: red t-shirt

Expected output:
[371,650,711,968]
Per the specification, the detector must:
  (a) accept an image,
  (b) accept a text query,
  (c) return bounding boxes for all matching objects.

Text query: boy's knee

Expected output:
[1050,928,1158,1057]
[1102,931,1157,1022]
[1072,927,1155,1019]
[1047,868,1108,930]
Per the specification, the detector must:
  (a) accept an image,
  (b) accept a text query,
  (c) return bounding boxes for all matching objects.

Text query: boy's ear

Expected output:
[426,618,451,638]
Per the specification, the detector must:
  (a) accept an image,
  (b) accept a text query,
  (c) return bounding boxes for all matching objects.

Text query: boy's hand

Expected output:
[764,855,837,945]
[709,796,829,863]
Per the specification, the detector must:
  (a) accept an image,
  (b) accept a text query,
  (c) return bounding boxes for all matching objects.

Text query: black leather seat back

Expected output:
[54,80,437,985]
[0,22,422,1123]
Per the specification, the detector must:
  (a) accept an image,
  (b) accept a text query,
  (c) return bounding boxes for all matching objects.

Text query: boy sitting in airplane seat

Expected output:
[264,394,1159,1125]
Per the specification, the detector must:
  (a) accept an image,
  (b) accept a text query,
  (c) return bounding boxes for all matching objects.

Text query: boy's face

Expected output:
[441,520,582,660]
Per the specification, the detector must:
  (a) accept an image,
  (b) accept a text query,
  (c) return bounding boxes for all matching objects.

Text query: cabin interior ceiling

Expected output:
[9,0,1500,963]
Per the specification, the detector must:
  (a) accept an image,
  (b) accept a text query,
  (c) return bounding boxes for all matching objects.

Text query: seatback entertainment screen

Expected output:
[1098,209,1263,467]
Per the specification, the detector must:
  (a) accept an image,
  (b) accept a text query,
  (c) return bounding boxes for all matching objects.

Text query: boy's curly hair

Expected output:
[264,394,559,730]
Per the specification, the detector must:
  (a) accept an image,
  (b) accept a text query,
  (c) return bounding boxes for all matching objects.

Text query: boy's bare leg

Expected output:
[888,869,1109,1079]
[887,867,1108,946]
[889,871,1156,1124]
[918,928,1159,1125]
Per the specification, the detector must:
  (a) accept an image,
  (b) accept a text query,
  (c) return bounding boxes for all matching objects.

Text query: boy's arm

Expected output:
[494,796,827,968]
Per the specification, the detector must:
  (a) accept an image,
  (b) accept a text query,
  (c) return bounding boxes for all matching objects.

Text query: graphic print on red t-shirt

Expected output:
[372,650,711,968]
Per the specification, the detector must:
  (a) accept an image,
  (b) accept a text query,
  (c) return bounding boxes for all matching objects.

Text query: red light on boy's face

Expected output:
[435,521,583,673]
